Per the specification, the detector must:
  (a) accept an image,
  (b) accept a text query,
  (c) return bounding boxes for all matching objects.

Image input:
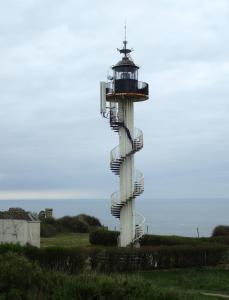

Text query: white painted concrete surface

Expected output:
[119,99,135,247]
[0,219,40,248]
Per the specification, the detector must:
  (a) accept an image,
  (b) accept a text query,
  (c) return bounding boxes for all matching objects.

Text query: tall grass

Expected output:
[0,252,213,300]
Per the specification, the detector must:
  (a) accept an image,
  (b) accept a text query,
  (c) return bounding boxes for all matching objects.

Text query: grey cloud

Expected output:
[0,0,228,199]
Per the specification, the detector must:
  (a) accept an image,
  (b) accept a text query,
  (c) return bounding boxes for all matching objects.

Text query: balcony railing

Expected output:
[106,80,148,96]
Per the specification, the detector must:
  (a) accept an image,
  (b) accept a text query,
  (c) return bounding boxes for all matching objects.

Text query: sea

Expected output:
[0,198,228,237]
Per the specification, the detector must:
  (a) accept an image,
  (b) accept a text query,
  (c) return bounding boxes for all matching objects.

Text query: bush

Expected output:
[89,229,119,246]
[30,247,86,274]
[211,236,229,245]
[78,214,102,227]
[0,243,228,274]
[89,245,228,272]
[140,233,229,248]
[41,223,58,237]
[0,252,199,300]
[212,225,229,237]
[57,216,89,233]
[0,244,86,274]
[40,214,103,237]
[0,252,43,299]
[140,234,208,246]
[54,273,189,300]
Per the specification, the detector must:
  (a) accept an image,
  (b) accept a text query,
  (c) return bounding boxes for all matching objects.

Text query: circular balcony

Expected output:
[106,79,149,102]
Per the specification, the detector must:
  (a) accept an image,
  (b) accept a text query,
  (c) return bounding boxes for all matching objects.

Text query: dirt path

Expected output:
[201,292,229,299]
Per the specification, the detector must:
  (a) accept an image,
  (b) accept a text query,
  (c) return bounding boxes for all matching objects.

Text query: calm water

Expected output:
[0,198,228,237]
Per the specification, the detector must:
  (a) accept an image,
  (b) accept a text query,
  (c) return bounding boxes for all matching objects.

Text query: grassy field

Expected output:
[40,233,229,299]
[139,269,229,299]
[58,271,229,300]
[41,232,90,247]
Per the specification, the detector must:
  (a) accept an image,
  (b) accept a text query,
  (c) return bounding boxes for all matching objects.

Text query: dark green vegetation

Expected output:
[40,229,229,273]
[89,244,227,272]
[89,228,119,246]
[89,228,229,247]
[212,225,229,237]
[41,214,102,237]
[1,251,229,300]
[42,228,229,249]
[2,223,229,299]
[140,233,229,247]
[141,269,229,295]
[0,243,227,273]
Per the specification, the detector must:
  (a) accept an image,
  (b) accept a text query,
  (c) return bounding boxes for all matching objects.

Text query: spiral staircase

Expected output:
[109,102,145,244]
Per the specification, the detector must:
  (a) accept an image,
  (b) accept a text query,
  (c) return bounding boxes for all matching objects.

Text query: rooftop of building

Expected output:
[0,208,39,221]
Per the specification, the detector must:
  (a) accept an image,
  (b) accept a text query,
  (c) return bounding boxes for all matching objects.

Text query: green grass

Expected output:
[138,268,229,298]
[40,233,229,298]
[41,232,90,248]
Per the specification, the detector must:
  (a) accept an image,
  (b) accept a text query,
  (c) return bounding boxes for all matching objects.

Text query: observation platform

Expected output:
[106,79,149,102]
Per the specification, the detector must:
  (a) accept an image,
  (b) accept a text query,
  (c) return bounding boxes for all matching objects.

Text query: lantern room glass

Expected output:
[114,68,138,81]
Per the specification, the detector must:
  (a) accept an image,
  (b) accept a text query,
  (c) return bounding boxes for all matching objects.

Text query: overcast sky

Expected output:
[0,0,228,200]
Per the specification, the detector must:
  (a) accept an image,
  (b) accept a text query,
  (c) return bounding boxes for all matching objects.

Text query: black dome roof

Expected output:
[112,56,139,70]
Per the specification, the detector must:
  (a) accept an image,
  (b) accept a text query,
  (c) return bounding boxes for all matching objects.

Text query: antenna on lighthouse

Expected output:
[124,21,127,43]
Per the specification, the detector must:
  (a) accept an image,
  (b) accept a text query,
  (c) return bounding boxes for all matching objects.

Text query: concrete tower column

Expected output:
[119,99,135,247]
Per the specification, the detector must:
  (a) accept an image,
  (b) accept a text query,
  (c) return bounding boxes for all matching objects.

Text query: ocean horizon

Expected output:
[0,197,228,237]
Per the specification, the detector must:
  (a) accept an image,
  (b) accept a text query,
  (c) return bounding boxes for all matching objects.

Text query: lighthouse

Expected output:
[100,36,149,247]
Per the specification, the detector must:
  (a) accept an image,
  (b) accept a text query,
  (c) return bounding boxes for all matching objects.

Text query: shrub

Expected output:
[211,236,229,245]
[140,234,207,246]
[89,245,228,272]
[41,223,58,237]
[0,243,228,274]
[0,244,86,274]
[30,247,86,274]
[0,252,43,299]
[40,214,102,237]
[0,243,25,255]
[212,225,229,237]
[0,252,199,300]
[78,214,102,227]
[55,273,189,300]
[140,233,229,248]
[55,216,71,232]
[57,216,89,233]
[89,229,119,246]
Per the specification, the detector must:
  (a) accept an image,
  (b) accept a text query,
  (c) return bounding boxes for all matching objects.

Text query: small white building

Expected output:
[0,208,40,248]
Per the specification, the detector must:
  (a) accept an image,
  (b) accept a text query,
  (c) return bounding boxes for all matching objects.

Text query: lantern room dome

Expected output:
[113,56,139,70]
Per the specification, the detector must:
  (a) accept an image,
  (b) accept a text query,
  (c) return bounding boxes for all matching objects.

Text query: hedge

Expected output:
[89,230,229,248]
[0,252,199,300]
[41,223,59,237]
[140,234,208,246]
[0,243,227,273]
[40,214,102,237]
[0,252,43,299]
[212,225,229,237]
[0,244,86,274]
[211,236,229,245]
[140,234,229,247]
[89,229,119,246]
[89,244,228,272]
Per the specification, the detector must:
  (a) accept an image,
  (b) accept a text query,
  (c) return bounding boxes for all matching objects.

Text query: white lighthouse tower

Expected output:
[100,37,149,247]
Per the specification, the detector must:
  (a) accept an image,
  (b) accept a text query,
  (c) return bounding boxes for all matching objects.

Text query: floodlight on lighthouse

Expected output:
[100,37,149,247]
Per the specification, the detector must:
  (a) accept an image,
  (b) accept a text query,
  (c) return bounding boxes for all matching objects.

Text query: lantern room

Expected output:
[106,40,149,102]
